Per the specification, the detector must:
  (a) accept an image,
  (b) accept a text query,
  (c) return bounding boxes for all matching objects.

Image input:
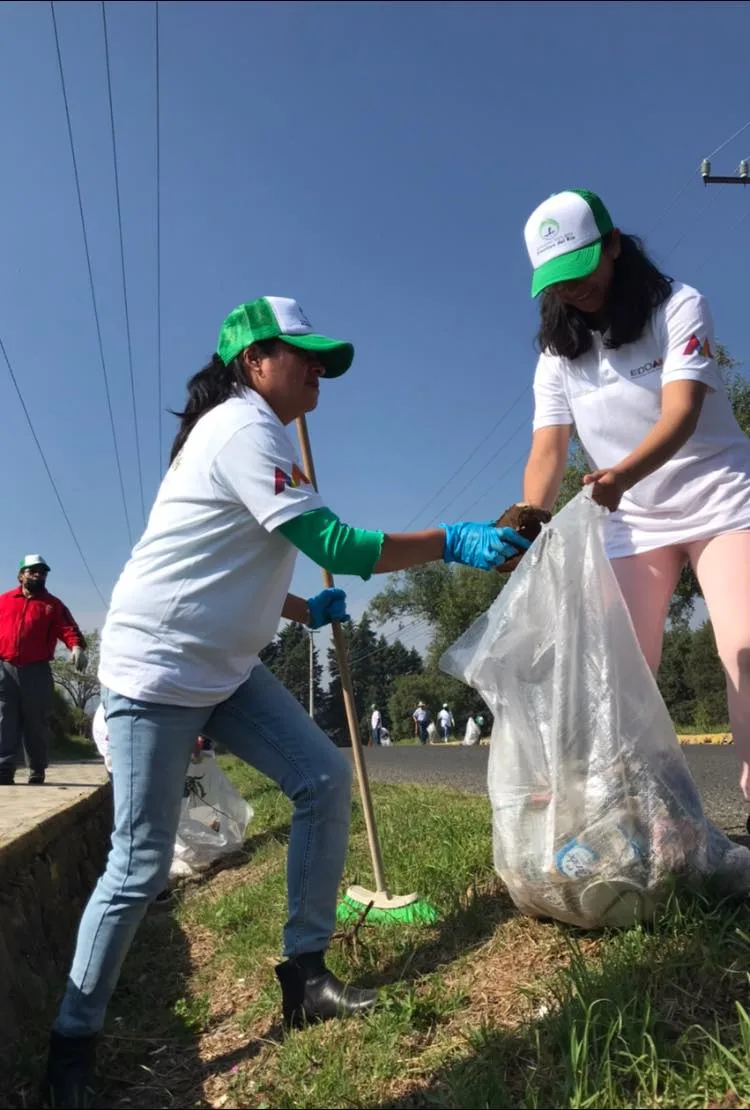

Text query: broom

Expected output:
[295,415,438,926]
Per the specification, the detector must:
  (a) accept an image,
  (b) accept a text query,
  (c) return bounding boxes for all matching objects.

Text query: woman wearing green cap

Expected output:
[45,295,530,1105]
[521,189,750,809]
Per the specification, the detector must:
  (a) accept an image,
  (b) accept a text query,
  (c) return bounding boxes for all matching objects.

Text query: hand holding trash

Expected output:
[441,522,530,571]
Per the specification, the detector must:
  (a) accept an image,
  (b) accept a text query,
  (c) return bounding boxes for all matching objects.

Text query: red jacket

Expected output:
[0,588,85,667]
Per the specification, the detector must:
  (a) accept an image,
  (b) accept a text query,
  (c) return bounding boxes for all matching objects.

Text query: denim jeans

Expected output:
[55,664,353,1037]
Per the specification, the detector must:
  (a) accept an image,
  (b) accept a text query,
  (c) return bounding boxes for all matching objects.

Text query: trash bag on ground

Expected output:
[169,751,253,879]
[441,492,750,928]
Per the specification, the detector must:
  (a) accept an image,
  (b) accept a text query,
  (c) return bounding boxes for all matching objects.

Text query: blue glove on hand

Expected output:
[307,587,351,629]
[441,522,531,571]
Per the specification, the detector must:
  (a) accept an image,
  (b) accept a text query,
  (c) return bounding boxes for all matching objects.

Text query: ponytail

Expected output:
[169,339,281,463]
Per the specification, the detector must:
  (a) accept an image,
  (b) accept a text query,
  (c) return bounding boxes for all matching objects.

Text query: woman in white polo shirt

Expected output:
[522,188,750,811]
[45,295,530,1106]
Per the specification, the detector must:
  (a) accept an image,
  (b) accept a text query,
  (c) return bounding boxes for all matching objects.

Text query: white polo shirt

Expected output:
[532,282,750,557]
[99,390,323,706]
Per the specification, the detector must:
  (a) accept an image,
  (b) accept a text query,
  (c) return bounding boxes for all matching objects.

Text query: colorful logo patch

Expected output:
[683,334,713,358]
[274,463,311,495]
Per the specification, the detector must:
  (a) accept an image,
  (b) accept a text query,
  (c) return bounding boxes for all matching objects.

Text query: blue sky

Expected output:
[0,0,748,658]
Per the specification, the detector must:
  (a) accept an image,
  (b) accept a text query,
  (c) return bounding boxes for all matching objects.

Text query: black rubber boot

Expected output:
[43,1030,97,1109]
[29,770,46,785]
[275,951,378,1031]
[0,768,15,785]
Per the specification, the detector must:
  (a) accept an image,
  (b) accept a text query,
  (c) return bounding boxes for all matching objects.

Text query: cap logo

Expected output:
[539,218,560,240]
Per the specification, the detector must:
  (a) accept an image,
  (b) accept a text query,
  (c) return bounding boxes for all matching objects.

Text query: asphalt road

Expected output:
[352,743,749,838]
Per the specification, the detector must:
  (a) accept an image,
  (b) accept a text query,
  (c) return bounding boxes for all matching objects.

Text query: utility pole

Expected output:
[307,628,317,720]
[701,158,749,186]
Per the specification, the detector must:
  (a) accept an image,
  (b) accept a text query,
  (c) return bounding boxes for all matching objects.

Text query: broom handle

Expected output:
[295,415,389,897]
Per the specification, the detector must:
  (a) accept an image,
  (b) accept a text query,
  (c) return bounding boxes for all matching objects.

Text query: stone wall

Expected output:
[0,782,112,1069]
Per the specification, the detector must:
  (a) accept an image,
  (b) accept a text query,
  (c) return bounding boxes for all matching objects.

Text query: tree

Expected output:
[322,614,424,744]
[657,626,695,726]
[687,621,728,730]
[260,621,322,712]
[388,671,489,742]
[370,561,508,667]
[51,630,100,711]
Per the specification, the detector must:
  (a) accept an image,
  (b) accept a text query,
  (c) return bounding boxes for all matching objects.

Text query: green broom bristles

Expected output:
[336,893,439,926]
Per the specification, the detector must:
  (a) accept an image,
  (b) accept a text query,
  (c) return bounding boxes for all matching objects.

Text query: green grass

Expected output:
[8,758,750,1109]
[49,731,99,761]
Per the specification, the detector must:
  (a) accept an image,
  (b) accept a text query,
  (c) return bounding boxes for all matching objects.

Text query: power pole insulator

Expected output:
[740,160,749,180]
[701,158,712,181]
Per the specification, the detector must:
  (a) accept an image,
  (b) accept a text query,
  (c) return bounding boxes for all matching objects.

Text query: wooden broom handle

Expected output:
[295,415,389,896]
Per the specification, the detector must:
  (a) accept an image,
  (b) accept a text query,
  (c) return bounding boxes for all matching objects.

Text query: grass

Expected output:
[48,731,99,761]
[7,759,750,1109]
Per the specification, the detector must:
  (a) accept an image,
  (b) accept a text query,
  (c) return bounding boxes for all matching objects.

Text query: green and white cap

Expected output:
[217,296,354,378]
[524,189,614,298]
[19,553,50,572]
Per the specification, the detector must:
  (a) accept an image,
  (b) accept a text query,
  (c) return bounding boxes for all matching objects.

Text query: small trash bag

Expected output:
[170,751,253,879]
[441,492,750,928]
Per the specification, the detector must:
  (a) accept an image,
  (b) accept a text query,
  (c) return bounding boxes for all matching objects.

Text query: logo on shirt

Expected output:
[274,464,311,494]
[630,358,663,378]
[683,334,713,358]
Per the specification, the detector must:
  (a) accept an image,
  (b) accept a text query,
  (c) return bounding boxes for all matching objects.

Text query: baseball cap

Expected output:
[19,554,50,572]
[217,296,354,378]
[524,189,614,298]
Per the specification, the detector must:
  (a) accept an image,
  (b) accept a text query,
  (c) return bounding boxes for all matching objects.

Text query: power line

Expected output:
[399,382,530,531]
[705,118,750,161]
[430,418,530,524]
[460,448,529,517]
[101,0,146,525]
[0,333,108,607]
[646,117,750,240]
[155,0,163,476]
[50,0,134,548]
[695,204,750,277]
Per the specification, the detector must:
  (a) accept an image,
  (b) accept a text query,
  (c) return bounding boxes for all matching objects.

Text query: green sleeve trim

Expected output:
[278,508,384,581]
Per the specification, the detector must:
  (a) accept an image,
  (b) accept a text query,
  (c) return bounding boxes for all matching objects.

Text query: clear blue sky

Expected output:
[0,0,748,653]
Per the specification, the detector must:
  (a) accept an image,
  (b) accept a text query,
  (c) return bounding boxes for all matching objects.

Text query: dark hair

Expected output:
[169,339,281,463]
[536,232,673,361]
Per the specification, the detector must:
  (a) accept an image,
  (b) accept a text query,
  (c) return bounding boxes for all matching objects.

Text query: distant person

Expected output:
[413,702,430,745]
[370,704,382,746]
[437,703,454,742]
[379,725,391,746]
[0,555,87,785]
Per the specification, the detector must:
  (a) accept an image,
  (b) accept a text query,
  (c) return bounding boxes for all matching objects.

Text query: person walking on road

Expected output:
[0,555,87,785]
[413,702,430,744]
[370,704,382,746]
[437,703,454,742]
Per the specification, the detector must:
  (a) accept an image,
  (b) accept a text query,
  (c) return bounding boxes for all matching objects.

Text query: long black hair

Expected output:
[169,339,281,463]
[536,232,673,361]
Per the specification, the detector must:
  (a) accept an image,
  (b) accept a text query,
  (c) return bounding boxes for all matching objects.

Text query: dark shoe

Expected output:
[43,1030,97,1108]
[0,768,15,785]
[29,770,46,785]
[275,951,377,1031]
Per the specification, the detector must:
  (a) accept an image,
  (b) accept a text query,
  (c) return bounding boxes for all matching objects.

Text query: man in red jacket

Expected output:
[0,554,87,785]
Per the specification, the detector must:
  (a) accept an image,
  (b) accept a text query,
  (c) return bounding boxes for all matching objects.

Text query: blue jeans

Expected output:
[55,664,352,1037]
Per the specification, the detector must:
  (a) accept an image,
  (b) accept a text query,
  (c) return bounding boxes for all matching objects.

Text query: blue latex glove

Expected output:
[307,587,351,629]
[441,521,531,571]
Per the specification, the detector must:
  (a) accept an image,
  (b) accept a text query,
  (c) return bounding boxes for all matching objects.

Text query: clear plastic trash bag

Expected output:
[441,492,750,928]
[169,751,253,879]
